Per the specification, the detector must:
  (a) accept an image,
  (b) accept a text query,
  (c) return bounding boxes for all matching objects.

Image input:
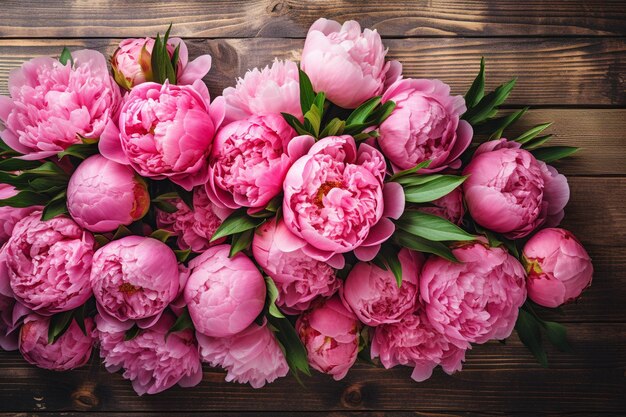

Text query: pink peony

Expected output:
[252,218,340,314]
[296,296,360,380]
[99,80,225,190]
[522,228,593,308]
[67,155,150,233]
[371,310,466,382]
[0,248,29,351]
[282,135,405,268]
[417,188,465,224]
[19,314,95,371]
[111,37,212,90]
[184,245,266,337]
[463,139,569,239]
[156,187,230,252]
[223,59,302,123]
[420,242,527,348]
[96,312,202,395]
[378,79,473,172]
[0,184,40,245]
[197,320,289,388]
[301,18,400,109]
[341,248,423,326]
[6,212,94,315]
[90,236,179,324]
[206,114,304,209]
[0,50,121,160]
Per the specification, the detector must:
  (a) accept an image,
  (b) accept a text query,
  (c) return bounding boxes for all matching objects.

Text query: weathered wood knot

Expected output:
[267,1,291,16]
[341,383,363,408]
[71,381,99,411]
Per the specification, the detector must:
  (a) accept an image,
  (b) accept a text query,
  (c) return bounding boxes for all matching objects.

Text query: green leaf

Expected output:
[542,320,571,352]
[73,304,87,336]
[94,234,110,248]
[319,118,345,138]
[352,130,379,142]
[174,248,192,263]
[515,122,553,144]
[281,112,310,136]
[346,96,381,125]
[298,69,316,114]
[57,143,98,160]
[463,78,517,126]
[403,175,468,203]
[475,107,528,140]
[394,230,458,262]
[265,276,285,318]
[376,243,402,287]
[167,308,194,338]
[531,146,579,163]
[59,47,74,67]
[0,158,41,172]
[124,324,141,341]
[41,191,68,221]
[154,200,178,213]
[48,310,74,344]
[396,211,477,242]
[173,184,194,210]
[171,43,181,77]
[464,57,485,108]
[268,315,311,378]
[313,92,326,114]
[150,229,172,242]
[515,308,548,367]
[522,134,552,150]
[388,160,432,182]
[367,100,396,125]
[112,225,133,240]
[0,190,47,208]
[211,208,264,242]
[21,162,68,178]
[303,104,323,137]
[229,229,254,257]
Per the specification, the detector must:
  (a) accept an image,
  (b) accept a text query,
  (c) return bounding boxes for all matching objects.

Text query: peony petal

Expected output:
[179,54,212,85]
[98,120,129,165]
[382,182,405,220]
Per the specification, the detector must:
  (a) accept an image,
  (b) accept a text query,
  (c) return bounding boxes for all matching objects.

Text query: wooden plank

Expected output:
[0,38,624,106]
[1,414,623,417]
[0,324,623,413]
[0,1,625,38]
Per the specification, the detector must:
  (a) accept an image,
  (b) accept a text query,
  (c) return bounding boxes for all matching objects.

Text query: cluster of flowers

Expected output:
[0,19,593,395]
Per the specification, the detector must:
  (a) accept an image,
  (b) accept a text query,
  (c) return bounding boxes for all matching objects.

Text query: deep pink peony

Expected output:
[522,228,593,308]
[197,320,289,388]
[111,37,212,90]
[420,242,527,348]
[371,310,466,382]
[184,245,266,337]
[96,312,202,395]
[282,135,404,268]
[156,187,230,252]
[0,184,40,245]
[223,59,302,123]
[301,18,400,109]
[90,236,179,324]
[19,314,95,371]
[0,50,121,160]
[67,155,150,233]
[99,80,225,190]
[417,187,465,225]
[378,79,473,172]
[341,248,423,326]
[252,218,340,314]
[463,139,569,239]
[207,114,304,209]
[296,296,360,380]
[0,248,29,351]
[6,212,94,315]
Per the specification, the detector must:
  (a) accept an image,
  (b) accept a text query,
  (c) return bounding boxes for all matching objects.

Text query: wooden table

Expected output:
[0,1,625,415]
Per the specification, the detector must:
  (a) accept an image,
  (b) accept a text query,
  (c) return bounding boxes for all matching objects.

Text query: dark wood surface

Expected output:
[0,1,624,415]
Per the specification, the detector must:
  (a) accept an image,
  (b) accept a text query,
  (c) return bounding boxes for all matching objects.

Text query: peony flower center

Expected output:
[315,181,343,208]
[119,282,141,295]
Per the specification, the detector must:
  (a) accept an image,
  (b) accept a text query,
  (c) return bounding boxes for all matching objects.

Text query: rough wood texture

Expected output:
[0,1,625,38]
[0,1,625,415]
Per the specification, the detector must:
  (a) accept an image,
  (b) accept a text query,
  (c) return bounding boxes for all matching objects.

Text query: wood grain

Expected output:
[0,1,625,38]
[0,38,624,106]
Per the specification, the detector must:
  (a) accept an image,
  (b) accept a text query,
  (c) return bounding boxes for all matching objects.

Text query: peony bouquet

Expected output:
[0,20,593,395]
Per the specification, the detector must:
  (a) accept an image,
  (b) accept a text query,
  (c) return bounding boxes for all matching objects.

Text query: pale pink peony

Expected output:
[223,59,302,123]
[371,310,466,382]
[96,312,202,395]
[184,245,266,337]
[417,188,465,225]
[111,37,212,90]
[67,155,150,233]
[522,228,593,308]
[420,242,527,348]
[6,212,94,315]
[197,320,289,388]
[156,187,230,252]
[0,50,121,160]
[252,218,340,314]
[341,248,423,326]
[19,314,95,371]
[90,236,179,324]
[282,135,404,268]
[301,18,400,109]
[378,78,473,172]
[0,184,40,245]
[463,139,569,239]
[206,114,304,209]
[0,247,29,351]
[99,80,225,190]
[296,296,360,380]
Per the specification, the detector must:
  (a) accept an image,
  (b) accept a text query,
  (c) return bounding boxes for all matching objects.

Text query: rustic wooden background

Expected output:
[0,1,625,415]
